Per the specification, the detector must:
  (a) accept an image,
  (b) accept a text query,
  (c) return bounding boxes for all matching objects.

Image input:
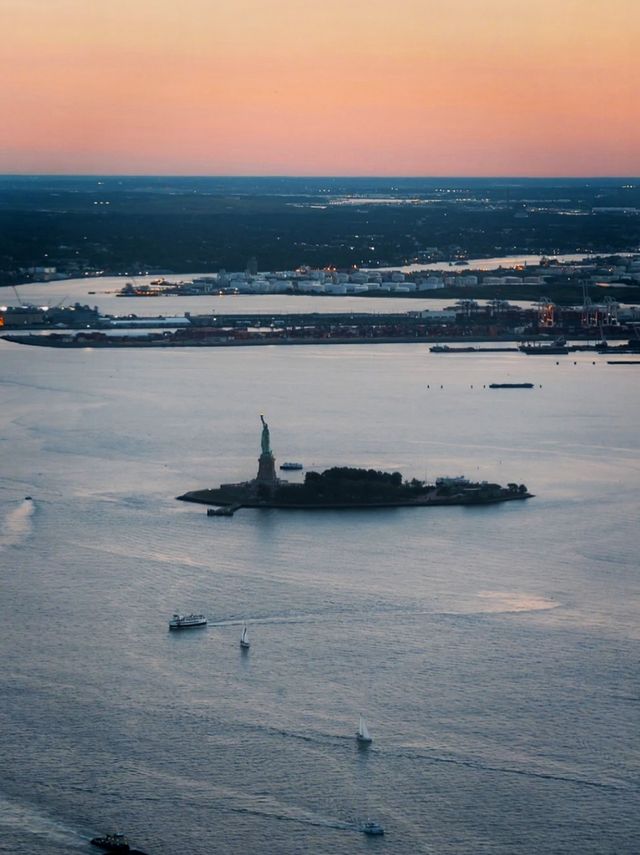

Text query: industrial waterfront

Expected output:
[3,253,639,353]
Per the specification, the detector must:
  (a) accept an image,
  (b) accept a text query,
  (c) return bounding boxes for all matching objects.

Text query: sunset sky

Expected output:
[1,0,638,176]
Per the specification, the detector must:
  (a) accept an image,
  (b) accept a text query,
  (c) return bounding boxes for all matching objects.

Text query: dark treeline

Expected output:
[273,467,418,504]
[1,176,639,285]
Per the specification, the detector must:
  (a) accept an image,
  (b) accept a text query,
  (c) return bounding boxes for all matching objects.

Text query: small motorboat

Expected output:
[360,821,385,836]
[207,506,235,516]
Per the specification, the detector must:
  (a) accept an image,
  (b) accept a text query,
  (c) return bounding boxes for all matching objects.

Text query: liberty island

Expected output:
[177,417,533,512]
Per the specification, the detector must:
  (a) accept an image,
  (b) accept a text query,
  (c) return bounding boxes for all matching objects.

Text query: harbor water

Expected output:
[0,339,638,854]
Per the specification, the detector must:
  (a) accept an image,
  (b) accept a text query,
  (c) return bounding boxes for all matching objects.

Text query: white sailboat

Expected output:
[356,715,373,745]
[240,623,250,649]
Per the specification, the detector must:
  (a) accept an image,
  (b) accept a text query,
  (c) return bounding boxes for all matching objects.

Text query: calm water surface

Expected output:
[0,340,638,854]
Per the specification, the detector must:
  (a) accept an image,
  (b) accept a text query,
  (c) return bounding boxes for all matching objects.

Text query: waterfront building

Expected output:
[349,272,369,284]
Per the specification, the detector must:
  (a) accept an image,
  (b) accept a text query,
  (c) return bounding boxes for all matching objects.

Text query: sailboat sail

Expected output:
[358,716,371,741]
[240,624,249,646]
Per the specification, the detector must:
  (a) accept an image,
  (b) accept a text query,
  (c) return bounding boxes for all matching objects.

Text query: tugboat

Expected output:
[90,832,132,852]
[169,613,207,630]
[360,821,385,836]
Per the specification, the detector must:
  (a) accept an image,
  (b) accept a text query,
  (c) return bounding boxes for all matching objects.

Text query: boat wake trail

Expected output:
[208,721,348,750]
[207,594,560,631]
[226,802,353,831]
[0,792,86,848]
[391,746,632,792]
[471,591,560,614]
[0,498,34,551]
[235,722,627,793]
[224,717,359,750]
[138,770,356,835]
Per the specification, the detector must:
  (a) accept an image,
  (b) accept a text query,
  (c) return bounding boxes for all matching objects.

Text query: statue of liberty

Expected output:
[260,415,271,455]
[256,414,276,486]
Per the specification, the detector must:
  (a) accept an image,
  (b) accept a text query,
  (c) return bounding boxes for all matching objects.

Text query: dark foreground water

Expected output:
[1,340,638,854]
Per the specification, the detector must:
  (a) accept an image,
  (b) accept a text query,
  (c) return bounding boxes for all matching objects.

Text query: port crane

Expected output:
[536,296,555,328]
[581,282,619,328]
[11,285,68,311]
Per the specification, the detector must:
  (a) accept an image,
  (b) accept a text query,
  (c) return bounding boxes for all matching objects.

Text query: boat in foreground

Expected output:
[360,821,385,836]
[90,832,148,854]
[356,715,373,745]
[169,613,207,630]
[90,832,131,852]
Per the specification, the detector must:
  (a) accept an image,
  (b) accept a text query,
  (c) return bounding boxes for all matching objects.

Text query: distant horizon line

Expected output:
[1,173,639,181]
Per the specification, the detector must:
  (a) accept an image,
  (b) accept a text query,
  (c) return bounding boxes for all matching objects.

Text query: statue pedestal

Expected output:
[256,452,276,485]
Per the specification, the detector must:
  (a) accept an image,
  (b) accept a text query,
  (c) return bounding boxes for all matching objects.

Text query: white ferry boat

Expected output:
[169,613,207,630]
[279,461,303,471]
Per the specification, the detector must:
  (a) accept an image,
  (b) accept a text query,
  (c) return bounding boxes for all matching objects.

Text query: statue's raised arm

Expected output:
[260,415,271,455]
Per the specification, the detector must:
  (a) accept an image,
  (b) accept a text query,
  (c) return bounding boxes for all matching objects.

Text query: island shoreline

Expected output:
[177,491,534,510]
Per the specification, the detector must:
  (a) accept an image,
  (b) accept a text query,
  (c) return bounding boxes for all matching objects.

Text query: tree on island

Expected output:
[273,467,422,504]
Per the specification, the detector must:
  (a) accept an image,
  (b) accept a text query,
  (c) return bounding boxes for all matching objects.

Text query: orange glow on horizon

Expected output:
[1,0,638,176]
